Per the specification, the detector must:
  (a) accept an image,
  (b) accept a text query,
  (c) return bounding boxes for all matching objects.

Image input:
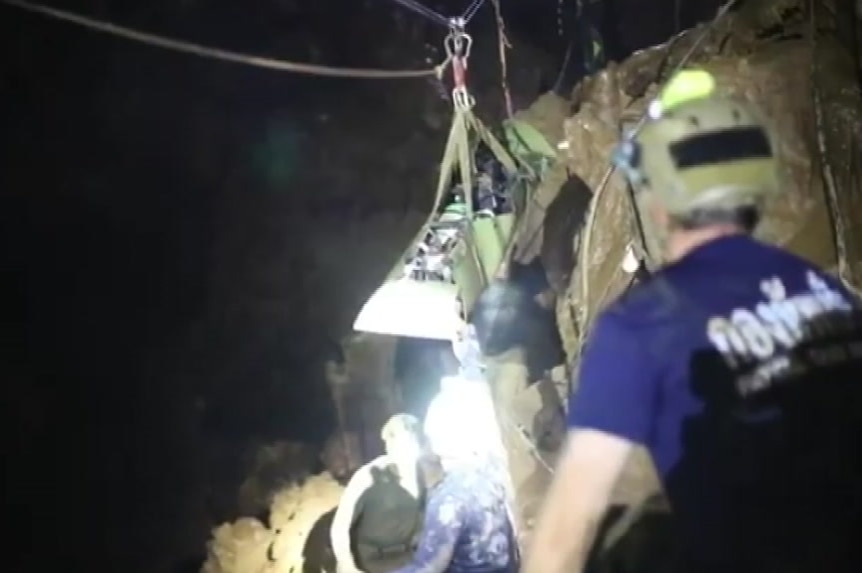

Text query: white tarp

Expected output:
[353,278,462,340]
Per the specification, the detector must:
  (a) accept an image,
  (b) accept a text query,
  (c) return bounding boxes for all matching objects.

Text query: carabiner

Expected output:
[444,29,472,60]
[452,86,476,111]
[459,32,473,60]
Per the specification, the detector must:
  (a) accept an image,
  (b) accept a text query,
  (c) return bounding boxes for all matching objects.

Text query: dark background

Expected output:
[0,0,720,571]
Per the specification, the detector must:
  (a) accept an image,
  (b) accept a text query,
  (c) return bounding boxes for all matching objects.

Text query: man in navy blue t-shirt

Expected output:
[524,70,862,573]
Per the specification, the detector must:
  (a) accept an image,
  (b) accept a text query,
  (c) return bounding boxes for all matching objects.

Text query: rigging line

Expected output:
[461,0,488,23]
[2,0,442,79]
[388,0,451,28]
[489,0,513,118]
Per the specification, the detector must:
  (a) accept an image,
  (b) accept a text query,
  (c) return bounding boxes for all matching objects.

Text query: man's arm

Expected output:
[390,488,465,573]
[523,429,634,573]
[330,463,374,572]
[523,311,660,573]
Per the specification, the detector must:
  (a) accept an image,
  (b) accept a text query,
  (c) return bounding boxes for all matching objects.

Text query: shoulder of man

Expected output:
[346,457,390,491]
[599,272,677,327]
[578,273,698,375]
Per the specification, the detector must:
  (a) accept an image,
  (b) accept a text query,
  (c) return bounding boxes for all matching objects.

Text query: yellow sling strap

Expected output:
[431,107,529,217]
[381,92,530,288]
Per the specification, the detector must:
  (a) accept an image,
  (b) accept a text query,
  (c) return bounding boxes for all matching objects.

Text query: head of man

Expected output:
[380,413,425,467]
[612,69,779,264]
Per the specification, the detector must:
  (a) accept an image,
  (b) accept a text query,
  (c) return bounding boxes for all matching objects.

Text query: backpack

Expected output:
[351,464,425,558]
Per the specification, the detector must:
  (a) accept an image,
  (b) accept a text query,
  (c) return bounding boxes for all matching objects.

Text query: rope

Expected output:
[575,166,615,340]
[502,411,555,473]
[575,0,739,347]
[389,0,451,28]
[2,0,444,79]
[490,0,514,119]
[461,0,489,23]
[387,0,486,28]
[809,0,854,292]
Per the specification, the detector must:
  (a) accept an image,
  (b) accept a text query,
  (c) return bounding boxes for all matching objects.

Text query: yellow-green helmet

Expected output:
[613,69,779,217]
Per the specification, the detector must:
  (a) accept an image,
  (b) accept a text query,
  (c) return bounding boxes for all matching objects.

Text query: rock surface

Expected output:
[203,472,343,573]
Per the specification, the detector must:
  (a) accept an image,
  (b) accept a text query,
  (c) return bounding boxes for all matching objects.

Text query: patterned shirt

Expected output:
[391,460,518,573]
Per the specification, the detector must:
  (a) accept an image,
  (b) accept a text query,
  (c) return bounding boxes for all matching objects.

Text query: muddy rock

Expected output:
[202,473,343,573]
[201,517,278,573]
[269,473,343,573]
[238,441,317,517]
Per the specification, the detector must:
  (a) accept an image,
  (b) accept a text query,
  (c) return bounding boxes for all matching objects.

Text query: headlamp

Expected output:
[647,98,664,120]
[611,136,644,186]
[658,69,716,113]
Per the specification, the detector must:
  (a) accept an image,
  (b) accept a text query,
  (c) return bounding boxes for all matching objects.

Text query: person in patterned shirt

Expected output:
[390,372,519,573]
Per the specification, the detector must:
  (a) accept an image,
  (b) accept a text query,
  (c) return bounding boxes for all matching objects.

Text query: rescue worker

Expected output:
[388,354,519,573]
[524,69,862,573]
[330,414,427,573]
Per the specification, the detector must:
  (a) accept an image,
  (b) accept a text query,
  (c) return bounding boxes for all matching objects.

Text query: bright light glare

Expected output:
[424,375,507,463]
[353,278,462,340]
[622,243,639,274]
[387,435,423,465]
[424,375,521,539]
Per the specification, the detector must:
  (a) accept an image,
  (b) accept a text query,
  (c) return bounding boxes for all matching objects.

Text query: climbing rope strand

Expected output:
[490,0,514,119]
[2,0,443,79]
[498,409,554,474]
[388,0,451,28]
[461,0,488,24]
[388,0,486,29]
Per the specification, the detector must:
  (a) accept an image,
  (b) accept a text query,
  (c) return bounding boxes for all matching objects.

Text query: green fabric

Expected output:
[351,465,423,551]
[354,549,413,573]
[502,118,557,163]
[472,214,516,283]
[444,201,468,217]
